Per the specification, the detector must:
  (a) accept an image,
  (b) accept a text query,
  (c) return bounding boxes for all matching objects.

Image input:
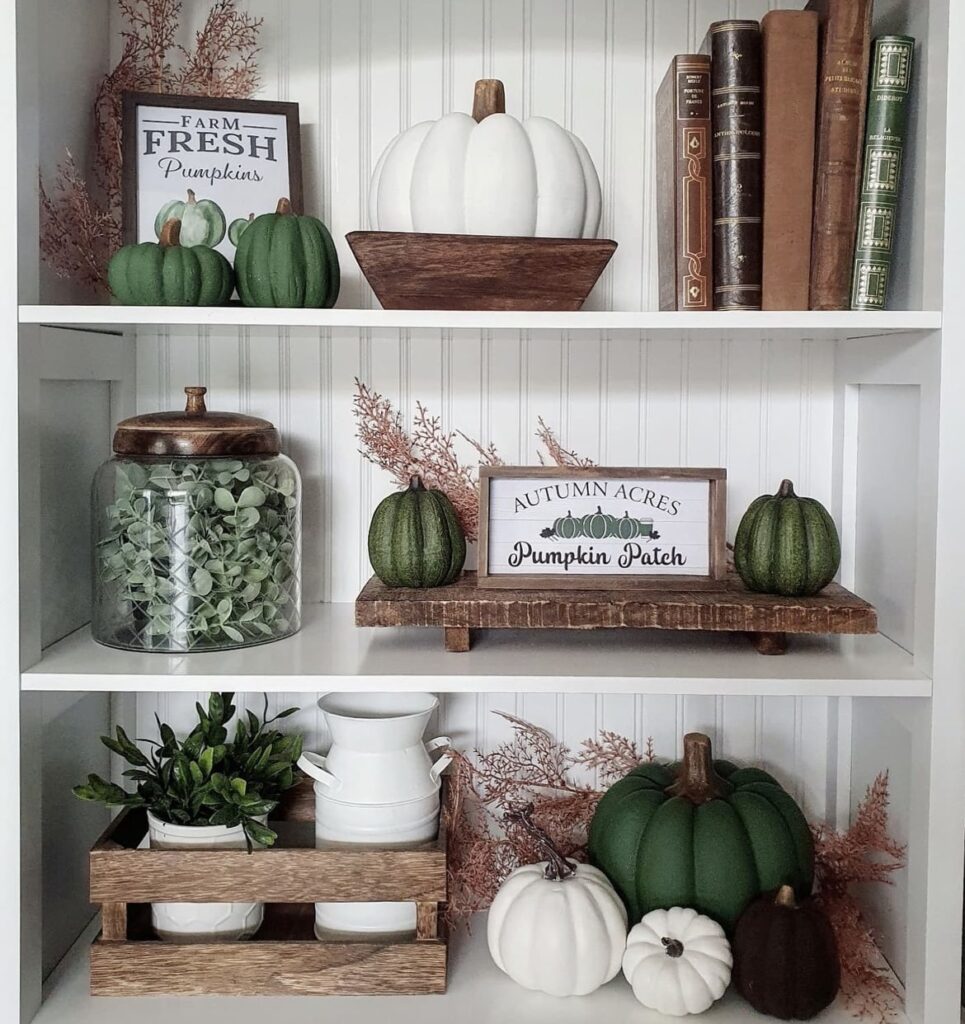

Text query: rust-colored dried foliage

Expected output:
[39,0,262,290]
[446,715,905,1022]
[353,379,595,541]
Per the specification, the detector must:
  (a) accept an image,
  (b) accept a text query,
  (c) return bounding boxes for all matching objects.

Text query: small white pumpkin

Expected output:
[487,806,627,997]
[370,79,602,239]
[623,907,733,1016]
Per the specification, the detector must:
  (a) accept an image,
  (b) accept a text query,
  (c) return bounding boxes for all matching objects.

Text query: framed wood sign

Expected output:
[477,466,726,590]
[122,92,303,259]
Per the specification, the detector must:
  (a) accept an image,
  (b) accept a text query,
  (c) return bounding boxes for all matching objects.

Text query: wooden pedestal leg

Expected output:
[100,902,128,941]
[748,632,788,655]
[444,627,471,652]
[415,902,439,941]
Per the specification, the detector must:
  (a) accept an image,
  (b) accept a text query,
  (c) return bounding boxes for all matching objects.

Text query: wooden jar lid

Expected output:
[112,387,280,457]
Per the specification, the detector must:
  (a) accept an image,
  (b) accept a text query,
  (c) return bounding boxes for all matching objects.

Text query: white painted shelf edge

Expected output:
[36,912,907,1024]
[17,304,943,335]
[23,603,931,696]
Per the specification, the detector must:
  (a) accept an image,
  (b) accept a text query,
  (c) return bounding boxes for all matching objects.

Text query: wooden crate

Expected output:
[355,571,877,654]
[87,779,448,996]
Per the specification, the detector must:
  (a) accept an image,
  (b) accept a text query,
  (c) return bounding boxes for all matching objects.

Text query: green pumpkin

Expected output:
[154,189,226,247]
[108,219,234,306]
[581,506,613,540]
[554,511,582,540]
[611,512,641,540]
[234,197,340,308]
[734,479,840,597]
[368,476,466,588]
[588,732,813,934]
[229,213,255,247]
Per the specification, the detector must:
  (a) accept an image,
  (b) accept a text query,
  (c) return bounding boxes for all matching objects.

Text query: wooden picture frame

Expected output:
[477,466,726,590]
[122,92,303,253]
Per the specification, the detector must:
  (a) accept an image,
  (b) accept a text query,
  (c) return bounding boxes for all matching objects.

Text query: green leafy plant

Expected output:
[74,692,302,849]
[94,456,299,650]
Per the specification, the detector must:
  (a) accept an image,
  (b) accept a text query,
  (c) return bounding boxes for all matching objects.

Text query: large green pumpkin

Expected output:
[154,189,226,247]
[588,732,813,933]
[108,219,234,306]
[234,198,340,308]
[581,506,614,540]
[368,476,466,588]
[734,479,840,596]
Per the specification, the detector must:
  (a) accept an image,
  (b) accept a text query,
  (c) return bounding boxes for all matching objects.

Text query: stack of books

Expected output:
[657,2,915,312]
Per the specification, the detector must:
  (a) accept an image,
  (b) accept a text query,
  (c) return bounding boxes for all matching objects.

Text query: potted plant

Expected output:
[74,692,302,942]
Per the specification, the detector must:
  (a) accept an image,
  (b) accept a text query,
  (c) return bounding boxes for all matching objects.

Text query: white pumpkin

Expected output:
[623,907,733,1016]
[370,79,602,239]
[487,807,627,996]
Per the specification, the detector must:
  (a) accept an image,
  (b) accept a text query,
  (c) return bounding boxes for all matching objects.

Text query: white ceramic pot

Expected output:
[147,813,266,943]
[297,691,452,936]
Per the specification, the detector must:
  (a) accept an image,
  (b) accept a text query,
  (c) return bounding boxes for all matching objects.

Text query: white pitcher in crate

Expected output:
[297,692,452,935]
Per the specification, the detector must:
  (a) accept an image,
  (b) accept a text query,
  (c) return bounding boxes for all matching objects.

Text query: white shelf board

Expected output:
[36,913,906,1024]
[18,304,942,336]
[22,603,931,696]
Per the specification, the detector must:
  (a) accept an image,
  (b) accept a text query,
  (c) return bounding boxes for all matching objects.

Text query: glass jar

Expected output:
[91,387,301,652]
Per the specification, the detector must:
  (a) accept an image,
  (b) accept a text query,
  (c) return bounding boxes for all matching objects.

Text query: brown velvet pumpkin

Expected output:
[733,885,840,1020]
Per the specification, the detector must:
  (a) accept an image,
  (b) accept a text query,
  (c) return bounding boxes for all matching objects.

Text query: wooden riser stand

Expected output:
[356,572,877,654]
[87,780,448,996]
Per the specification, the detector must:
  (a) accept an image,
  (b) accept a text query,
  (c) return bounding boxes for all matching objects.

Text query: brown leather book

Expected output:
[761,10,819,310]
[656,55,713,311]
[807,0,875,310]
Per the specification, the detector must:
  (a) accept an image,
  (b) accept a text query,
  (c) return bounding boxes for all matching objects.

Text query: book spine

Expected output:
[657,55,713,311]
[706,21,763,311]
[760,11,819,311]
[808,0,875,310]
[850,36,915,310]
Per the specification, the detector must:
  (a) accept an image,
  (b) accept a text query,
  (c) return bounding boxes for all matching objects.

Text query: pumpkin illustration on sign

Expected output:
[228,213,255,247]
[733,886,840,1020]
[369,79,602,238]
[368,476,466,588]
[154,189,226,248]
[588,732,813,933]
[234,198,340,308]
[487,805,627,997]
[108,219,234,306]
[734,479,841,596]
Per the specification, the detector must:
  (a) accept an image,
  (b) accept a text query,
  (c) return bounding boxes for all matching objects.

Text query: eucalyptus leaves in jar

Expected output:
[91,387,301,652]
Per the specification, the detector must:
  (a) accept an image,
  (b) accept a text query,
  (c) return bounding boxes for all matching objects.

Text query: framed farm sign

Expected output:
[477,467,726,590]
[122,92,303,259]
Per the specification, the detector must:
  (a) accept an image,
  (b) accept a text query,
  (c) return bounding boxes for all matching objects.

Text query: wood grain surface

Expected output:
[356,571,877,653]
[346,231,617,311]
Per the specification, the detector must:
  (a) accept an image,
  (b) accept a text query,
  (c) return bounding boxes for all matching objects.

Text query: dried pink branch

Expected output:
[535,416,597,467]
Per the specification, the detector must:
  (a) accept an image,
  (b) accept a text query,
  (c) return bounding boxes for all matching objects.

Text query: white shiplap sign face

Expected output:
[480,470,724,587]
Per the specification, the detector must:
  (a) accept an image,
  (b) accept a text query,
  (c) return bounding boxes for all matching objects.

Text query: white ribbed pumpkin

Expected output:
[369,79,602,239]
[487,808,627,997]
[623,907,733,1016]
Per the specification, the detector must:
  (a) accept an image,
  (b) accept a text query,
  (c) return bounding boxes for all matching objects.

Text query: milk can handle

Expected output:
[426,735,454,780]
[297,752,338,787]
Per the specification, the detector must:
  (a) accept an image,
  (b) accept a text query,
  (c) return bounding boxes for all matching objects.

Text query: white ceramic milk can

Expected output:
[297,692,452,935]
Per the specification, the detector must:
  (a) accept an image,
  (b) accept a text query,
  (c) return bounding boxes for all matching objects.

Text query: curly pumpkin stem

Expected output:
[158,218,182,248]
[661,937,685,958]
[665,732,732,805]
[777,479,797,498]
[505,803,577,881]
[276,197,293,215]
[472,79,506,122]
[774,884,797,909]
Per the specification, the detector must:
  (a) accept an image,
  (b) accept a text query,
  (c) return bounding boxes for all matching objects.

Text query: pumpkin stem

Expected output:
[276,197,293,215]
[158,218,182,248]
[408,475,426,491]
[472,79,506,122]
[661,937,685,959]
[186,188,197,205]
[777,479,796,498]
[775,885,797,909]
[505,804,577,882]
[184,386,207,416]
[665,732,732,805]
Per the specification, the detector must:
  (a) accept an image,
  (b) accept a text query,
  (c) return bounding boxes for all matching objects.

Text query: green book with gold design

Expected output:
[850,35,916,310]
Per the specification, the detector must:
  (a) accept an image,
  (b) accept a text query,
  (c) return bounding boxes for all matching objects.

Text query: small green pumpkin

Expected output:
[368,476,466,588]
[108,219,234,306]
[581,506,613,540]
[554,511,582,540]
[589,732,813,934]
[229,213,255,247]
[611,512,641,540]
[154,189,226,247]
[734,479,841,596]
[234,197,340,308]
